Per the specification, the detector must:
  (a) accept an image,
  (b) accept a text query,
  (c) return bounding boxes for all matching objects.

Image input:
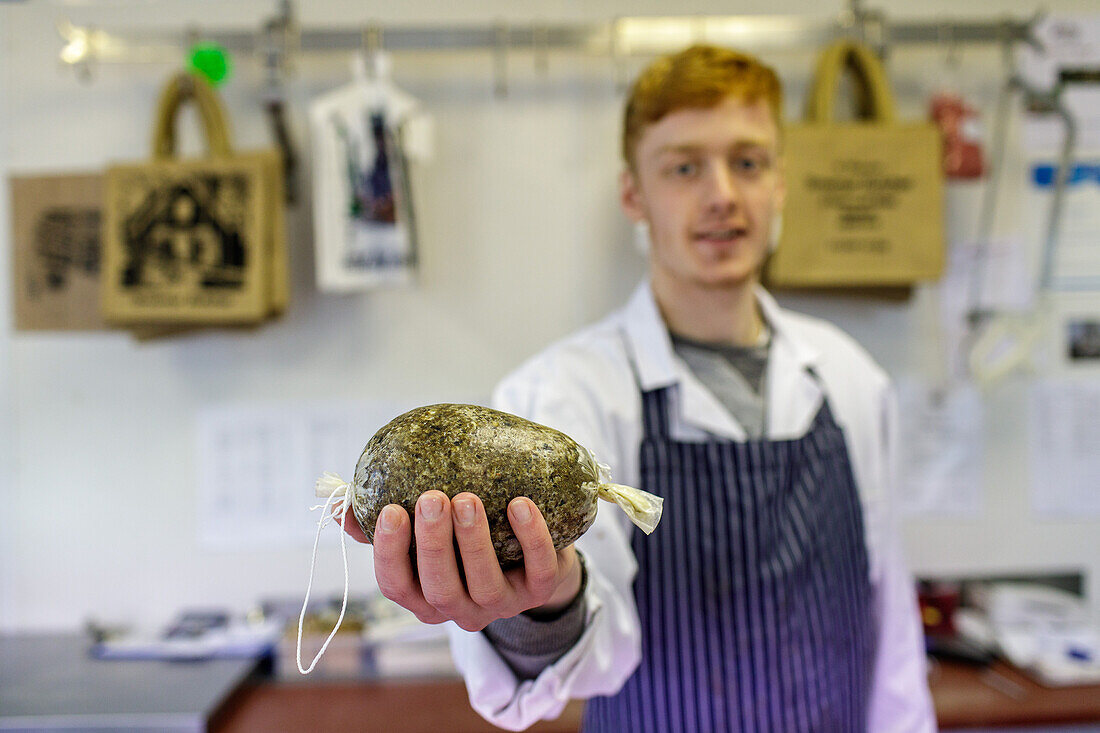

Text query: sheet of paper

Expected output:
[939,237,1035,333]
[1029,380,1100,517]
[940,238,1034,321]
[1026,160,1100,292]
[196,399,419,548]
[895,377,984,517]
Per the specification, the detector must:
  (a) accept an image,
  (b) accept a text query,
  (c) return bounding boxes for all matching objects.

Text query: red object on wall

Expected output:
[930,93,986,180]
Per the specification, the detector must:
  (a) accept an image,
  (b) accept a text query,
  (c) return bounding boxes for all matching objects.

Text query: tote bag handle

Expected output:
[151,72,233,160]
[805,40,897,124]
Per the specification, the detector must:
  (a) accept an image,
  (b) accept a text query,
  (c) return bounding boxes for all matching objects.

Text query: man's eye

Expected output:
[672,162,698,177]
[735,154,770,173]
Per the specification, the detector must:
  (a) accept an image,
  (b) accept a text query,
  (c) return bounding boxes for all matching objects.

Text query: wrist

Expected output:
[528,552,586,618]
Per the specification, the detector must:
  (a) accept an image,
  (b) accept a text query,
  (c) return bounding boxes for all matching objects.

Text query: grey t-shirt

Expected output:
[669,330,770,439]
[482,327,773,679]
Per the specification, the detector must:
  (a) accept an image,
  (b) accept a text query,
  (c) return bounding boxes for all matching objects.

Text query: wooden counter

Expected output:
[930,658,1100,729]
[213,676,583,733]
[214,659,1100,732]
[18,631,1096,732]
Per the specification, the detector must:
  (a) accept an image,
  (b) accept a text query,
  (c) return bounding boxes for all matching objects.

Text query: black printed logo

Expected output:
[33,207,100,290]
[119,175,249,291]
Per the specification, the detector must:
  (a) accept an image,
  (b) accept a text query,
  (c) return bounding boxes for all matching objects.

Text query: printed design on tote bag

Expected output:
[117,173,251,297]
[31,207,100,293]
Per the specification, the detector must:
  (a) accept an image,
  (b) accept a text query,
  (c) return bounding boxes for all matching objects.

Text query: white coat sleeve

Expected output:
[866,381,938,733]
[446,370,644,732]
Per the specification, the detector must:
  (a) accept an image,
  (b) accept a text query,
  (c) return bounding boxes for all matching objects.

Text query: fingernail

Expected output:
[379,506,399,533]
[454,498,475,527]
[419,494,443,520]
[510,498,531,524]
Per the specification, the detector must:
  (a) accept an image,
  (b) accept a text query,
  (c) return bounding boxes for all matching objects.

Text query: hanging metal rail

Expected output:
[57,11,1035,71]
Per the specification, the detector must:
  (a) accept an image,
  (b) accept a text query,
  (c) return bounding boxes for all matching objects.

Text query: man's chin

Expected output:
[694,263,762,290]
[650,256,763,292]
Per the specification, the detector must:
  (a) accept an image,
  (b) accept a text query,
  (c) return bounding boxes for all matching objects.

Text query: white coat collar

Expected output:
[620,280,824,440]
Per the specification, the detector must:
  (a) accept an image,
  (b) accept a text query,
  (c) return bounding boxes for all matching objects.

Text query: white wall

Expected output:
[1,0,1098,632]
[0,8,15,627]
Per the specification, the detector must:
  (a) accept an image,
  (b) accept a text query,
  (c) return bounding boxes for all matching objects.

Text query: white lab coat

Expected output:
[447,281,937,732]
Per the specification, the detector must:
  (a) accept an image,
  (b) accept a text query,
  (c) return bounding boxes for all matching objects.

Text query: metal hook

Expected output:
[73,59,94,84]
[57,18,96,83]
[533,22,549,76]
[839,0,863,43]
[184,23,201,54]
[493,20,509,99]
[57,18,86,64]
[938,20,960,70]
[1021,10,1045,54]
[362,21,384,79]
[362,21,383,58]
[872,11,889,57]
[263,0,299,78]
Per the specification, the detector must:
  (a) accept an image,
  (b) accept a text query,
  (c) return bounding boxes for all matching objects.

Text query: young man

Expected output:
[350,45,935,732]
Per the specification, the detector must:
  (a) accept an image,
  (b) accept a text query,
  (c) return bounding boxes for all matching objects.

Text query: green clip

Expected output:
[188,43,232,86]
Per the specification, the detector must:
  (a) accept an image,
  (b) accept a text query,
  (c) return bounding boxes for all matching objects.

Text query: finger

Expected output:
[414,491,481,622]
[337,508,370,544]
[451,493,512,610]
[506,497,561,603]
[372,504,446,625]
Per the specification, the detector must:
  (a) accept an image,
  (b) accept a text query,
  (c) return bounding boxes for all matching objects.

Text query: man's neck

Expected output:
[652,272,763,347]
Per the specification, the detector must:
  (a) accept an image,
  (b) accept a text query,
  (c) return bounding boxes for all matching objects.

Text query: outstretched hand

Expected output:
[341,491,582,631]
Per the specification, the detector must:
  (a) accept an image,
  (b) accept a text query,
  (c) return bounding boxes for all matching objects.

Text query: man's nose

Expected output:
[704,162,740,214]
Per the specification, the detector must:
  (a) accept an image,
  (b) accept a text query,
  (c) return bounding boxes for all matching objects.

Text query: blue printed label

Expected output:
[1031,162,1100,187]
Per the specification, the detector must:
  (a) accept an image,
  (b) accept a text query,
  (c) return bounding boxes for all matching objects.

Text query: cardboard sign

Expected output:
[10,173,109,331]
[772,122,945,286]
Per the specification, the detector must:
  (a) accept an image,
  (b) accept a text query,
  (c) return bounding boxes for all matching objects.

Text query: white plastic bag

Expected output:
[308,52,433,292]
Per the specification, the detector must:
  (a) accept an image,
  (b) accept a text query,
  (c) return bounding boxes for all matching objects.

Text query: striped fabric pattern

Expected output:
[583,386,875,732]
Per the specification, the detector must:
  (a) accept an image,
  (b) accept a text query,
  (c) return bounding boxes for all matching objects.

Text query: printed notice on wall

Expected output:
[1026,161,1100,293]
[895,378,984,517]
[196,399,419,548]
[1029,379,1100,517]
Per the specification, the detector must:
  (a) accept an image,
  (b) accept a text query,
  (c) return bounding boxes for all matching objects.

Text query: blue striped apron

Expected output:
[583,381,875,732]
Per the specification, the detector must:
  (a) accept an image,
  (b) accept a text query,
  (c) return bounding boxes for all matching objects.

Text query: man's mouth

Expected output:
[694,228,748,243]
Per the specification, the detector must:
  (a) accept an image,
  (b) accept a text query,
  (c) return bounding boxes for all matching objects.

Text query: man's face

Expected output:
[621,96,785,291]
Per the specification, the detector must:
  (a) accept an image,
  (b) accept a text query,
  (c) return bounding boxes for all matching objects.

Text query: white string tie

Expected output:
[296,472,353,674]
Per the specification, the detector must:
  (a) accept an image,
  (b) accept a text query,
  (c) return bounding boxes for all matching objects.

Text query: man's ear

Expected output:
[619,168,647,223]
